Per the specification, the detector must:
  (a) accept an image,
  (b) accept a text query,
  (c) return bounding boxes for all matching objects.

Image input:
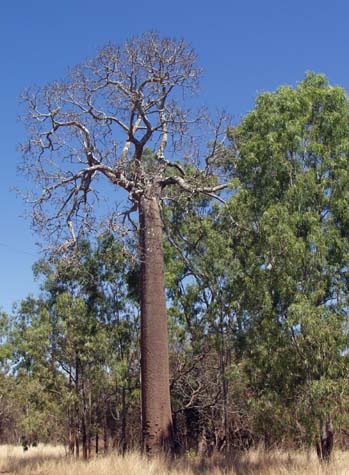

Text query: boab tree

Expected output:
[20,32,227,455]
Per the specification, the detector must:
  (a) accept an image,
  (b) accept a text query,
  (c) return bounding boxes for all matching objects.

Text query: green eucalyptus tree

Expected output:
[8,235,140,456]
[225,72,349,458]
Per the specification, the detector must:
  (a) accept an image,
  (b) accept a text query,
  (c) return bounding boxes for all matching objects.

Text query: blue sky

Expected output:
[1,0,349,311]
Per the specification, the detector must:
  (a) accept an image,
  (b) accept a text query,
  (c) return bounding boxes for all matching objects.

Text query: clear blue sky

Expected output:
[1,0,348,311]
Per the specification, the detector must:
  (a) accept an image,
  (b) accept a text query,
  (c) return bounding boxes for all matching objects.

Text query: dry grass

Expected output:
[1,444,349,475]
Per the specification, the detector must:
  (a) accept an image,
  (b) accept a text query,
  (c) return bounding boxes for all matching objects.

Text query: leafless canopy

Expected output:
[19,32,228,247]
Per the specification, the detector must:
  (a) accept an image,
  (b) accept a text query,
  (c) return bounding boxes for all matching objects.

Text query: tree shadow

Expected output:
[169,449,312,475]
[1,451,68,474]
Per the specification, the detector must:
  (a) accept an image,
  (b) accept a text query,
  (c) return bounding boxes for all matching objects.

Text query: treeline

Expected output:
[2,72,349,460]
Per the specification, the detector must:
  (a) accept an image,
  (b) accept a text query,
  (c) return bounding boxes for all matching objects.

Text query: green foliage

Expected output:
[164,73,349,449]
[4,72,349,452]
[2,233,140,446]
[223,72,349,444]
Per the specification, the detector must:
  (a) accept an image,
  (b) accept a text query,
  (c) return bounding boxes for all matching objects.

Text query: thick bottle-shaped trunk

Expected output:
[139,194,173,455]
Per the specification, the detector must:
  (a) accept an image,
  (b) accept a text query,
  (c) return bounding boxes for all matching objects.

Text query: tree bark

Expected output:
[219,309,229,451]
[75,354,80,458]
[139,193,173,455]
[103,407,109,453]
[316,417,334,462]
[81,371,88,460]
[95,406,99,455]
[68,371,75,455]
[88,388,92,458]
[121,385,127,454]
[82,415,88,460]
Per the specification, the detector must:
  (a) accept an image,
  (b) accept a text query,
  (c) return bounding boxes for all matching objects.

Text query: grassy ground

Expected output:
[1,444,348,475]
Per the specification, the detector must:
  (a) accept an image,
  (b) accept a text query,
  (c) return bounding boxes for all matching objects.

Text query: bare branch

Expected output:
[19,32,228,249]
[160,175,227,196]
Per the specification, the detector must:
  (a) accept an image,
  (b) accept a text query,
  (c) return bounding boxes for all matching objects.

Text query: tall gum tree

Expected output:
[19,32,227,455]
[226,73,349,459]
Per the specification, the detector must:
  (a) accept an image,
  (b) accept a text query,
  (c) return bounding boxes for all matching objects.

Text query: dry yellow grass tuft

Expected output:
[1,444,349,475]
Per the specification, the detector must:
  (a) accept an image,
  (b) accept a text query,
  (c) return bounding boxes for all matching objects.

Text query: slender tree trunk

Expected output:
[121,385,127,454]
[82,416,88,460]
[81,382,88,460]
[103,407,109,453]
[68,371,75,455]
[96,431,99,454]
[219,310,228,451]
[69,425,74,456]
[88,388,92,458]
[75,355,80,458]
[88,430,91,458]
[75,431,80,458]
[316,416,334,462]
[81,369,88,460]
[95,406,99,455]
[139,193,173,455]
